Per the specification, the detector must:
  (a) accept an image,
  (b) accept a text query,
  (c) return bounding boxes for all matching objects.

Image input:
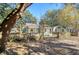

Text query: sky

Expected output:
[27,3,64,22]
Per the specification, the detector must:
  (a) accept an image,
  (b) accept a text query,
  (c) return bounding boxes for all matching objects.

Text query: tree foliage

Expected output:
[57,4,79,29]
[0,3,15,24]
[15,10,37,32]
[40,10,59,27]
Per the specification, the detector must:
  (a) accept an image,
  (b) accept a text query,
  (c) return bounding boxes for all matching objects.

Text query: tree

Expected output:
[57,4,79,29]
[0,3,32,53]
[15,10,37,33]
[39,10,60,38]
[0,3,13,24]
[23,10,37,24]
[40,10,59,27]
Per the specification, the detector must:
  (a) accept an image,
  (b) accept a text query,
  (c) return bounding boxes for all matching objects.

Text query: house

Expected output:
[53,26,66,33]
[25,23,38,34]
[39,24,66,37]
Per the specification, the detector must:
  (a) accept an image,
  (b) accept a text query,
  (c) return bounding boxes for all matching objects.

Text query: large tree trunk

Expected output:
[0,3,32,53]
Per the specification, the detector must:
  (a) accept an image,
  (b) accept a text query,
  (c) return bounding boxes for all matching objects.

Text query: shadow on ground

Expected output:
[25,40,79,55]
[1,38,79,55]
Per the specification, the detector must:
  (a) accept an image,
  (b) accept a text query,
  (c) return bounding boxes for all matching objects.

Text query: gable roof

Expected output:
[25,23,38,28]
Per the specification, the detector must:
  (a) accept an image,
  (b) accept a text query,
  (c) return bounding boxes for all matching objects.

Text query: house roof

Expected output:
[25,23,38,28]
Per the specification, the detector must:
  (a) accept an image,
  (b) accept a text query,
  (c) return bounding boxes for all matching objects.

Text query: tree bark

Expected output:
[0,3,32,53]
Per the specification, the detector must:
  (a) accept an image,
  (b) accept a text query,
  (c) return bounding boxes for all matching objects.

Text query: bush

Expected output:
[27,35,36,41]
[8,35,16,42]
[8,34,25,42]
